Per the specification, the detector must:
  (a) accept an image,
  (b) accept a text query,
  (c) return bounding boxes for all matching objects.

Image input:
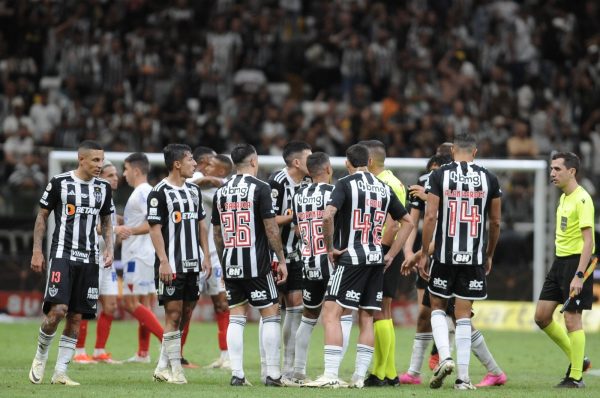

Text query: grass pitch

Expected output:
[1,319,598,397]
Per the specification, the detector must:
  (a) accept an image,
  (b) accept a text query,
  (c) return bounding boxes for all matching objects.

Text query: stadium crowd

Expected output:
[0,0,599,215]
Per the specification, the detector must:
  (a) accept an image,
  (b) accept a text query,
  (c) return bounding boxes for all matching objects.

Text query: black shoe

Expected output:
[265,376,283,387]
[565,356,591,377]
[181,357,189,365]
[385,376,400,387]
[555,377,585,388]
[364,374,387,387]
[230,376,252,386]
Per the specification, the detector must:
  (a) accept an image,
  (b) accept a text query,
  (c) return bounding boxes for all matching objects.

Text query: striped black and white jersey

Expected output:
[268,168,311,261]
[147,179,206,274]
[407,172,430,213]
[292,183,335,280]
[39,171,113,264]
[426,161,502,266]
[212,174,276,279]
[328,171,407,266]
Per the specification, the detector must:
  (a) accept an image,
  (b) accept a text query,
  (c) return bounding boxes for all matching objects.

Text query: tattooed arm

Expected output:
[100,213,114,268]
[264,217,288,283]
[31,208,50,273]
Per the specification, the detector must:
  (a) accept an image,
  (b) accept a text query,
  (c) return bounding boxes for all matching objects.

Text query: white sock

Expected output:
[431,309,451,360]
[407,332,433,375]
[324,345,343,379]
[354,344,374,378]
[220,350,229,361]
[74,348,86,356]
[157,341,169,369]
[258,317,266,380]
[293,316,318,375]
[35,329,55,361]
[228,315,246,379]
[471,329,502,375]
[163,331,182,371]
[447,315,456,355]
[93,348,106,356]
[262,315,282,380]
[455,318,471,381]
[341,315,353,358]
[282,305,303,375]
[54,335,77,374]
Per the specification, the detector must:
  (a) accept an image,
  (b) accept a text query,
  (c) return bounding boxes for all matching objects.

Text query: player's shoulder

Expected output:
[151,179,168,193]
[575,186,594,204]
[268,168,287,185]
[185,181,201,191]
[94,177,111,188]
[51,171,71,182]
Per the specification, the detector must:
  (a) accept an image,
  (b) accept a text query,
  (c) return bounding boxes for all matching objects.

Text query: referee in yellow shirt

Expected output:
[361,140,407,386]
[534,152,594,388]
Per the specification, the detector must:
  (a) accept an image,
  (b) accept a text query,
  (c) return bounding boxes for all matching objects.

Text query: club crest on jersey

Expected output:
[166,286,176,296]
[449,171,481,187]
[94,187,103,203]
[48,286,58,297]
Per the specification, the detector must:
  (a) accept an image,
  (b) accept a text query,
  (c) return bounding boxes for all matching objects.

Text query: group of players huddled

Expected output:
[28,134,510,390]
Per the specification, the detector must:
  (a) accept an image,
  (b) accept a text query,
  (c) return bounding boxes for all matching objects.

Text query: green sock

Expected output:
[385,319,397,379]
[542,321,571,360]
[568,330,585,380]
[373,320,390,379]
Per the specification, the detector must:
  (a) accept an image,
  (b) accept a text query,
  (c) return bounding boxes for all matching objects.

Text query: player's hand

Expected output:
[202,256,212,279]
[31,250,45,273]
[384,253,394,271]
[569,275,584,297]
[409,184,427,201]
[401,251,417,276]
[103,249,114,268]
[207,176,224,188]
[417,252,430,281]
[327,248,347,266]
[159,259,173,284]
[485,257,493,276]
[276,262,288,285]
[115,225,132,240]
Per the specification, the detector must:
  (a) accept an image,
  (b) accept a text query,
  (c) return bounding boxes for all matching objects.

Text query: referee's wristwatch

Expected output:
[575,271,584,279]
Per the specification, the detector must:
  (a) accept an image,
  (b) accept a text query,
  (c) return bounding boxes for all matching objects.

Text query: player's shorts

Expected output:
[123,258,155,296]
[278,257,303,293]
[225,273,279,309]
[200,253,226,296]
[428,260,487,300]
[302,273,329,309]
[539,254,594,311]
[98,265,118,296]
[43,258,99,320]
[156,272,199,305]
[325,264,384,311]
[416,274,429,289]
[382,245,403,298]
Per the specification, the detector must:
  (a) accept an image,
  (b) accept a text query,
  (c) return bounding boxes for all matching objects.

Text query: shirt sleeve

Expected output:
[578,194,595,229]
[268,177,285,215]
[327,180,346,210]
[195,187,206,221]
[291,193,298,226]
[39,177,59,210]
[147,190,165,225]
[488,172,503,199]
[259,184,276,219]
[99,186,113,216]
[388,190,408,221]
[426,169,442,197]
[211,191,221,226]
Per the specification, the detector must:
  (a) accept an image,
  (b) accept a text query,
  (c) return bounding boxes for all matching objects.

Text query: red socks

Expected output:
[94,312,113,349]
[132,305,163,340]
[216,311,229,351]
[181,321,190,354]
[138,324,150,356]
[76,319,88,348]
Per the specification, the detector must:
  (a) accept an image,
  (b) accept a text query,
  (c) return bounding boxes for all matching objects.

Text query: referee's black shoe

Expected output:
[555,377,585,388]
[230,375,252,386]
[364,374,387,387]
[564,356,591,377]
[385,376,401,387]
[265,376,283,387]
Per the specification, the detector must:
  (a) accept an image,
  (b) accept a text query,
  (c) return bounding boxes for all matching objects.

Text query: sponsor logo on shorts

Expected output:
[452,252,472,264]
[71,249,90,261]
[226,267,243,278]
[250,290,268,301]
[303,290,312,301]
[87,287,99,300]
[468,280,484,291]
[376,291,383,301]
[225,290,232,300]
[166,286,176,296]
[433,277,448,289]
[345,289,361,302]
[48,285,58,297]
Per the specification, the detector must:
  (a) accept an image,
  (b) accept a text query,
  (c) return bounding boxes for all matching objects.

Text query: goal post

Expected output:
[48,151,548,300]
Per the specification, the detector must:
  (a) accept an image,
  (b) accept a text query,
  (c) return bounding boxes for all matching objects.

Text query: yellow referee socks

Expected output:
[542,320,571,360]
[568,330,585,380]
[384,319,398,380]
[373,320,390,380]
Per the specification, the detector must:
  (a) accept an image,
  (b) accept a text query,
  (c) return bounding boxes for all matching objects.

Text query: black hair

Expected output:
[231,144,257,165]
[453,133,477,151]
[306,152,330,176]
[214,154,233,175]
[552,151,580,175]
[427,154,452,171]
[192,146,216,162]
[283,141,311,166]
[436,142,454,156]
[346,144,369,168]
[124,152,150,175]
[164,143,192,171]
[78,140,103,151]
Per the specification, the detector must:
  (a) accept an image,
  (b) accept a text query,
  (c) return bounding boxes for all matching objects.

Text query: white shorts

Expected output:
[200,253,226,296]
[123,258,155,296]
[98,266,119,296]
